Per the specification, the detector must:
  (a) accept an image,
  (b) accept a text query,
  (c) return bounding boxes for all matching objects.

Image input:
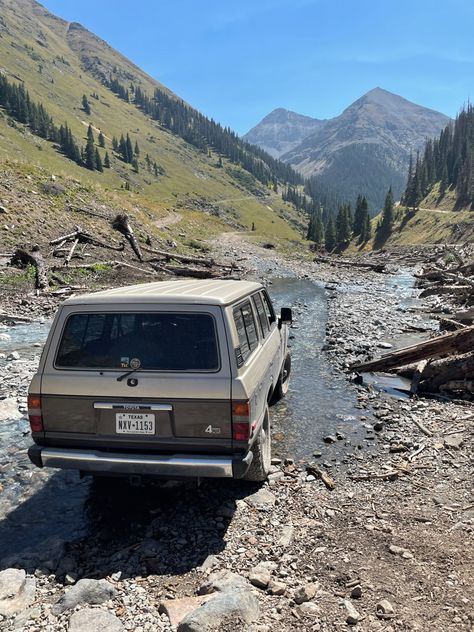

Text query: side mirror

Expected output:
[279,307,292,328]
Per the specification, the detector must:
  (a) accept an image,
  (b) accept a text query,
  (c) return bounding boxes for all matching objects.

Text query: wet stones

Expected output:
[0,568,36,617]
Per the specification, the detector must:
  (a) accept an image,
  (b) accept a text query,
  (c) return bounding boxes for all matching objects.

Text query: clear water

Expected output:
[268,277,366,461]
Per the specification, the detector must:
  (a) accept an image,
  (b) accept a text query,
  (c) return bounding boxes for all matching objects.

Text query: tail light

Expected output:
[28,394,44,433]
[232,400,254,441]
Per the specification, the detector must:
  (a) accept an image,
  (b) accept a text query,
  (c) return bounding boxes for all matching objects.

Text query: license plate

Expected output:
[116,413,155,434]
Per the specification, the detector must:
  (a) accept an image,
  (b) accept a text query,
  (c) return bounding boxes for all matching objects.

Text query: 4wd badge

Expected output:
[205,425,221,434]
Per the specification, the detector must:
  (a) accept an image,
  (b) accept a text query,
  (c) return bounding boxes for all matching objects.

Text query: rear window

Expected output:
[55,312,220,372]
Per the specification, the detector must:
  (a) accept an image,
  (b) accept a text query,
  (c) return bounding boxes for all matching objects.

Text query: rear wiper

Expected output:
[117,367,142,382]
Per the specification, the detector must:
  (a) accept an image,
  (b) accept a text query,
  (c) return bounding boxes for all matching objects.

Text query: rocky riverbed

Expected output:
[0,238,473,631]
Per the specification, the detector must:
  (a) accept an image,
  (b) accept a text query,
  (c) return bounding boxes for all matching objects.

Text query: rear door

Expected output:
[40,304,233,453]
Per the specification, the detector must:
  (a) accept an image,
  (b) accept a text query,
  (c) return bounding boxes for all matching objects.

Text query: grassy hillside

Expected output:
[0,0,305,250]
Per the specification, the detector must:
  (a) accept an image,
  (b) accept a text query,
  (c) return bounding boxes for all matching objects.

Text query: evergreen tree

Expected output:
[325,216,336,252]
[134,140,140,156]
[126,134,133,163]
[153,162,159,177]
[82,94,91,115]
[362,212,372,242]
[95,148,103,172]
[377,187,394,242]
[353,195,368,236]
[98,131,105,148]
[336,204,352,245]
[112,136,118,151]
[84,134,96,170]
[87,124,94,143]
[131,157,139,173]
[104,151,111,168]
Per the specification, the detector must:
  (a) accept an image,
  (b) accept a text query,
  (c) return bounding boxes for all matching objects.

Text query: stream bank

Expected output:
[0,238,473,631]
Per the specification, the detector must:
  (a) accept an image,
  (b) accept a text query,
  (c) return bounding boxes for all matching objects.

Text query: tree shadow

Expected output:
[0,471,260,579]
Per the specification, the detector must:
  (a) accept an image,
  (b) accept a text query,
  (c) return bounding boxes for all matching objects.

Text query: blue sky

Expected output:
[42,0,473,134]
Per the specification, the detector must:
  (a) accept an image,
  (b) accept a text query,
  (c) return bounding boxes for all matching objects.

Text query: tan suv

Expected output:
[27,280,292,482]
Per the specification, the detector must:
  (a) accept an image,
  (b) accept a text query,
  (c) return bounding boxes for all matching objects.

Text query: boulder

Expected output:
[178,591,259,632]
[68,608,124,632]
[0,568,36,617]
[52,579,117,615]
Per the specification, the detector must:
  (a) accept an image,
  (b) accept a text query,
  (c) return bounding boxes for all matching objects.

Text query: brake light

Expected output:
[28,394,43,433]
[232,400,251,441]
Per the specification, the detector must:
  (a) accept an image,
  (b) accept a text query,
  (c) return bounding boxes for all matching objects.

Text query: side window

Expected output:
[233,301,259,366]
[253,292,270,337]
[261,290,276,325]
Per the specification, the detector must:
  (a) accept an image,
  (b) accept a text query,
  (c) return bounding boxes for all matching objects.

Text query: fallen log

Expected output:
[149,263,219,279]
[439,380,474,394]
[112,214,143,261]
[64,238,79,265]
[350,325,474,373]
[10,246,48,290]
[142,245,214,267]
[438,317,466,332]
[419,285,472,298]
[314,256,386,273]
[418,351,474,392]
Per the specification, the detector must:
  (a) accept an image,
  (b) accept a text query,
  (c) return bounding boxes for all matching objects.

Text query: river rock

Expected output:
[0,397,20,421]
[344,599,360,625]
[249,562,276,589]
[68,608,124,632]
[294,582,318,604]
[160,596,211,627]
[245,488,276,510]
[198,570,249,595]
[6,351,20,361]
[444,434,463,450]
[376,598,395,618]
[52,579,117,615]
[0,568,36,617]
[177,590,259,632]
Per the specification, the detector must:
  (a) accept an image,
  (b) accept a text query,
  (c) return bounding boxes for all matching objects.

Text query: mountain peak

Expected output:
[244,109,324,158]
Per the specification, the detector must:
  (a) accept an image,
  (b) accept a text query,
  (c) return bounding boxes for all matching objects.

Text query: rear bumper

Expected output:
[27,445,253,479]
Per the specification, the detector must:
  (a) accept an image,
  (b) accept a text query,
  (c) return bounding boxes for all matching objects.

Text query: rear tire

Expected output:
[272,352,291,403]
[242,407,271,482]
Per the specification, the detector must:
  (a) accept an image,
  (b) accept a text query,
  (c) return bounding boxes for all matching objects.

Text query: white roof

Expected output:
[64,279,263,307]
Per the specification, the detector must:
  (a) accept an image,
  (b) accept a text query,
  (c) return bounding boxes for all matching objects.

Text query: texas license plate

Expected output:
[116,413,155,434]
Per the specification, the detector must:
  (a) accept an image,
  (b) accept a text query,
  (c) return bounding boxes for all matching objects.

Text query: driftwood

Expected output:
[350,325,474,373]
[419,285,472,298]
[10,246,48,290]
[142,245,214,267]
[439,380,474,394]
[314,256,386,273]
[149,263,219,279]
[410,360,429,396]
[306,464,335,490]
[112,214,143,261]
[418,352,474,392]
[65,238,79,265]
[0,313,33,324]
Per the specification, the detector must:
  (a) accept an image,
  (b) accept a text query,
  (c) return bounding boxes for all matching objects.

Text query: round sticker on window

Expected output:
[130,358,141,370]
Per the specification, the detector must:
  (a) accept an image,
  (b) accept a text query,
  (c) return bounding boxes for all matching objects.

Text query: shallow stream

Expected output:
[0,272,424,564]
